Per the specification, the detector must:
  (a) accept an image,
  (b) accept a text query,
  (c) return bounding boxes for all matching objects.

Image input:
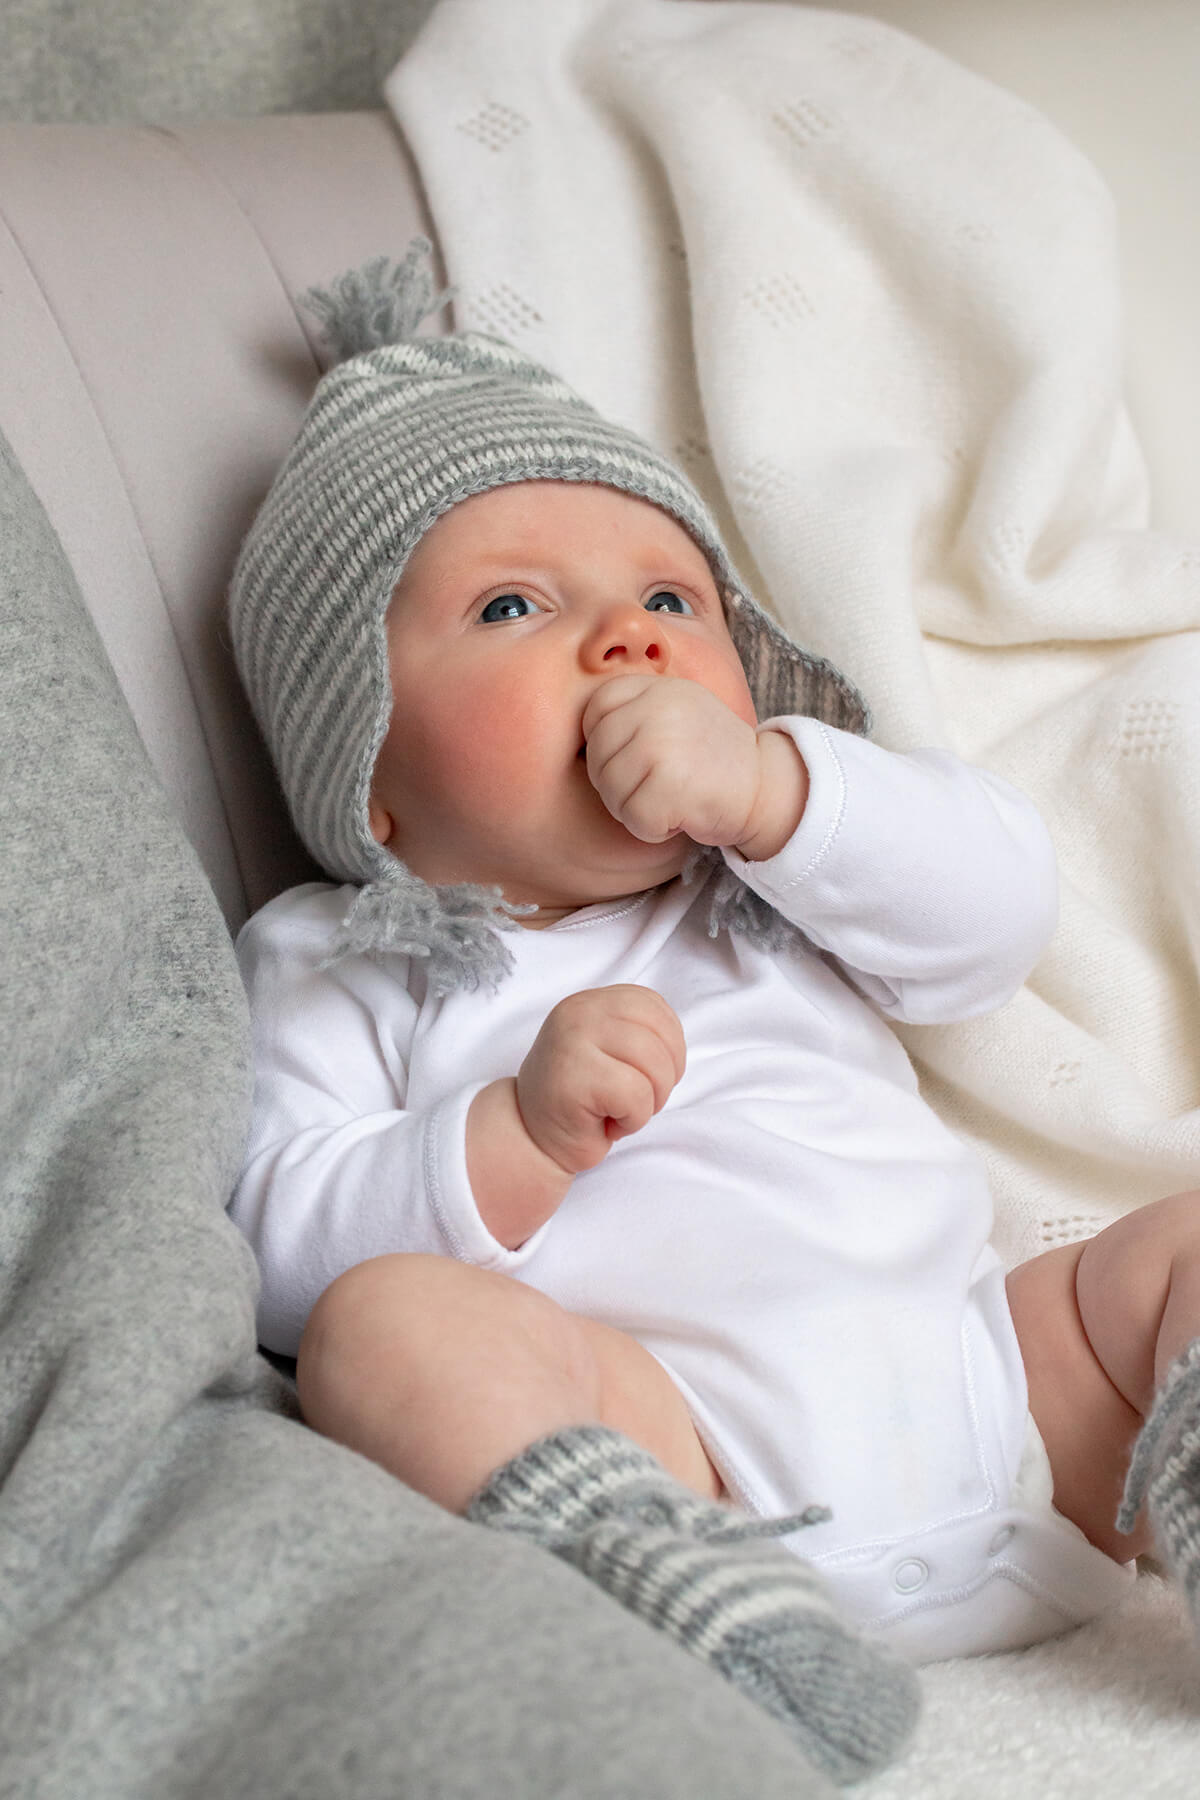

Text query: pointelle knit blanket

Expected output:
[387,0,1200,1269]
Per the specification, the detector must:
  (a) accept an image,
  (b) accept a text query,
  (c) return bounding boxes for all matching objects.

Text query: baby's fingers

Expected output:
[589,741,682,844]
[580,674,657,744]
[600,1017,685,1130]
[603,986,687,1090]
[598,1062,657,1141]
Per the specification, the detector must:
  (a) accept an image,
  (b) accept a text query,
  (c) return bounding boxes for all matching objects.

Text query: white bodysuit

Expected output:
[231,715,1131,1661]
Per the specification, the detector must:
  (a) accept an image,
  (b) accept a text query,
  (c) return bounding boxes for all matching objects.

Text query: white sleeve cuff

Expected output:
[423,1081,552,1271]
[722,715,848,904]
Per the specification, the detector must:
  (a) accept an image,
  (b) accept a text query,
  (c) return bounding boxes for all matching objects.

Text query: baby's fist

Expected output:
[582,675,761,848]
[517,985,686,1175]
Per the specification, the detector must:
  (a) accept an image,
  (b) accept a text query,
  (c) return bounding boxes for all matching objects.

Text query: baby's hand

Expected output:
[582,675,807,858]
[517,985,686,1175]
[582,674,758,847]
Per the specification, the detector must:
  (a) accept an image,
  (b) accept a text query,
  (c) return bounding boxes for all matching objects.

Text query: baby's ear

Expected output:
[367,793,395,846]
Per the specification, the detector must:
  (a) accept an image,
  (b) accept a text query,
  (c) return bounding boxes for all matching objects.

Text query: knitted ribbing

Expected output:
[466,1425,919,1786]
[465,1420,830,1544]
[1118,1336,1200,1628]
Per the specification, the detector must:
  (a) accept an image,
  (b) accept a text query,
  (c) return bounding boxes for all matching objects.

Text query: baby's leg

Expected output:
[297,1252,721,1511]
[1007,1190,1200,1562]
[298,1254,918,1785]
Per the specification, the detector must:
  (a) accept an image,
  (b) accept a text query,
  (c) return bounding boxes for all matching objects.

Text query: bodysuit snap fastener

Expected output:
[988,1525,1015,1555]
[892,1558,929,1593]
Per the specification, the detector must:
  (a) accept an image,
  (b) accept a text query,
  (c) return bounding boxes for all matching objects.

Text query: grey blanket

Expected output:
[0,432,831,1797]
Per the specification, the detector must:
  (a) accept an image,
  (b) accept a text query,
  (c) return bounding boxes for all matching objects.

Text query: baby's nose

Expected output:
[582,605,671,672]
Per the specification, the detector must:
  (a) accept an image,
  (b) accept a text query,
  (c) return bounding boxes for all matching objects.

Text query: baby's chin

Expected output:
[510,840,695,926]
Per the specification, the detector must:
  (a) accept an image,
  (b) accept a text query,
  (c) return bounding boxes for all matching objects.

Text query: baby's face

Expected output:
[368,481,757,923]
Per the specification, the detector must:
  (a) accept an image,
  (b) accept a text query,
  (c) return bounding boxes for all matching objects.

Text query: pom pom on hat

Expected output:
[301,240,452,362]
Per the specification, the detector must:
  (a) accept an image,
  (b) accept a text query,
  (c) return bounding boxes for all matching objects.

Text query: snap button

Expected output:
[892,1558,929,1594]
[988,1525,1015,1555]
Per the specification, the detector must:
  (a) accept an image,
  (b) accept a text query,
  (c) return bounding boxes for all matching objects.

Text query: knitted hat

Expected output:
[230,240,870,990]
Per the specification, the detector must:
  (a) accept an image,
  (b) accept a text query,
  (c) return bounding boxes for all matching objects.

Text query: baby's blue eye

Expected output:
[480,593,537,623]
[645,590,693,616]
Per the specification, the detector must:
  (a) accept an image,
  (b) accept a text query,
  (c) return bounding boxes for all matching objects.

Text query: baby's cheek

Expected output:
[435,674,555,807]
[687,647,758,731]
[727,679,759,730]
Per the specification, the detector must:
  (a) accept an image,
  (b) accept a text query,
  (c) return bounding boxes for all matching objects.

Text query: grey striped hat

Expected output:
[230,242,869,990]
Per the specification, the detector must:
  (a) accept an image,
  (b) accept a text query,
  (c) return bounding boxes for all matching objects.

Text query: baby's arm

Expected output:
[725,716,1059,1024]
[466,985,685,1249]
[232,901,484,1355]
[233,895,685,1351]
[583,677,1057,1024]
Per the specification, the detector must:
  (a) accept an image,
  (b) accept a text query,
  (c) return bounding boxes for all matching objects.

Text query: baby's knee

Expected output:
[296,1255,608,1508]
[298,1253,453,1428]
[297,1254,593,1434]
[1134,1188,1200,1249]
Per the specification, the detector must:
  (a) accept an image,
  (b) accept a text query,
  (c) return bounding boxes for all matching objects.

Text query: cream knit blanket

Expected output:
[387,0,1200,1268]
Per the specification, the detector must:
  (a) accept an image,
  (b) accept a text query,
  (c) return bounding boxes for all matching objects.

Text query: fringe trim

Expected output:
[322,862,531,996]
[322,850,804,996]
[681,844,809,956]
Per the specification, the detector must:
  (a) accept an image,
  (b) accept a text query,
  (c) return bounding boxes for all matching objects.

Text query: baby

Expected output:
[229,250,1200,1782]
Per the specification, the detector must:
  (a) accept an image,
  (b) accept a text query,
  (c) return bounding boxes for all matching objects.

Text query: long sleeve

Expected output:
[724,717,1059,1024]
[230,887,544,1356]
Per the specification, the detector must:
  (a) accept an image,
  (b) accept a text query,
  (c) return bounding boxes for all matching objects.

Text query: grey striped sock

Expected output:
[1118,1336,1200,1625]
[466,1426,919,1786]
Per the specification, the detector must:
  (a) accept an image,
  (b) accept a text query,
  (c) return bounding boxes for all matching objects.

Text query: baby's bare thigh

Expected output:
[1006,1244,1148,1562]
[570,1309,725,1501]
[300,1254,722,1503]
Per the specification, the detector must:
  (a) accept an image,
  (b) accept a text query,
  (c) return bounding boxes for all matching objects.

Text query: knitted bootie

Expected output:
[1118,1336,1200,1625]
[466,1425,919,1786]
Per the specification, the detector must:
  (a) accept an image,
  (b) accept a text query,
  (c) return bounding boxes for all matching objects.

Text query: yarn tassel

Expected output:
[324,859,533,995]
[301,238,453,362]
